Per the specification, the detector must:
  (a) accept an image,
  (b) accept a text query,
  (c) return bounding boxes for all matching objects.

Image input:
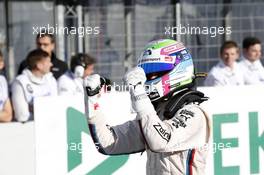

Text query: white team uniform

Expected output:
[204,60,244,86]
[11,69,57,122]
[88,102,211,175]
[0,75,8,111]
[238,58,264,85]
[57,71,84,96]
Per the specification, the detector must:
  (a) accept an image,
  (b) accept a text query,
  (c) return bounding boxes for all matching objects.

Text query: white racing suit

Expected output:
[87,98,211,175]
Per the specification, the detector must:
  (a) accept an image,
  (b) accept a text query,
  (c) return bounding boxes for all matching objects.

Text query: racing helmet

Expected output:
[137,39,195,102]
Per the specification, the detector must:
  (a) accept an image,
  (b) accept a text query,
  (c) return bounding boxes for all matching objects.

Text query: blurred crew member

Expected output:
[204,41,244,86]
[18,32,68,79]
[239,37,264,84]
[12,49,57,122]
[57,53,96,96]
[0,75,12,122]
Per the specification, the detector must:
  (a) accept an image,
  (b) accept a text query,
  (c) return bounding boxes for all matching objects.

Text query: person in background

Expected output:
[12,49,57,122]
[18,32,68,79]
[0,51,12,122]
[0,51,6,76]
[239,36,264,84]
[57,53,96,96]
[204,41,244,86]
[0,75,12,122]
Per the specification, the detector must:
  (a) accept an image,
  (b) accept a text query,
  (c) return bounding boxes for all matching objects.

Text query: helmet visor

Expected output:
[138,49,191,75]
[138,62,175,75]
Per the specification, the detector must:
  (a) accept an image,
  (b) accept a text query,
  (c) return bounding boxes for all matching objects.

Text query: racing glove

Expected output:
[124,67,156,118]
[83,74,102,119]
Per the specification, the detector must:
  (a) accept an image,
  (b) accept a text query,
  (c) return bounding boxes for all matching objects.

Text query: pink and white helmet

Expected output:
[137,39,195,101]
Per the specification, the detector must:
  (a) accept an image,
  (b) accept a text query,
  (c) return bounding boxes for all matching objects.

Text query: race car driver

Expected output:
[84,39,211,175]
